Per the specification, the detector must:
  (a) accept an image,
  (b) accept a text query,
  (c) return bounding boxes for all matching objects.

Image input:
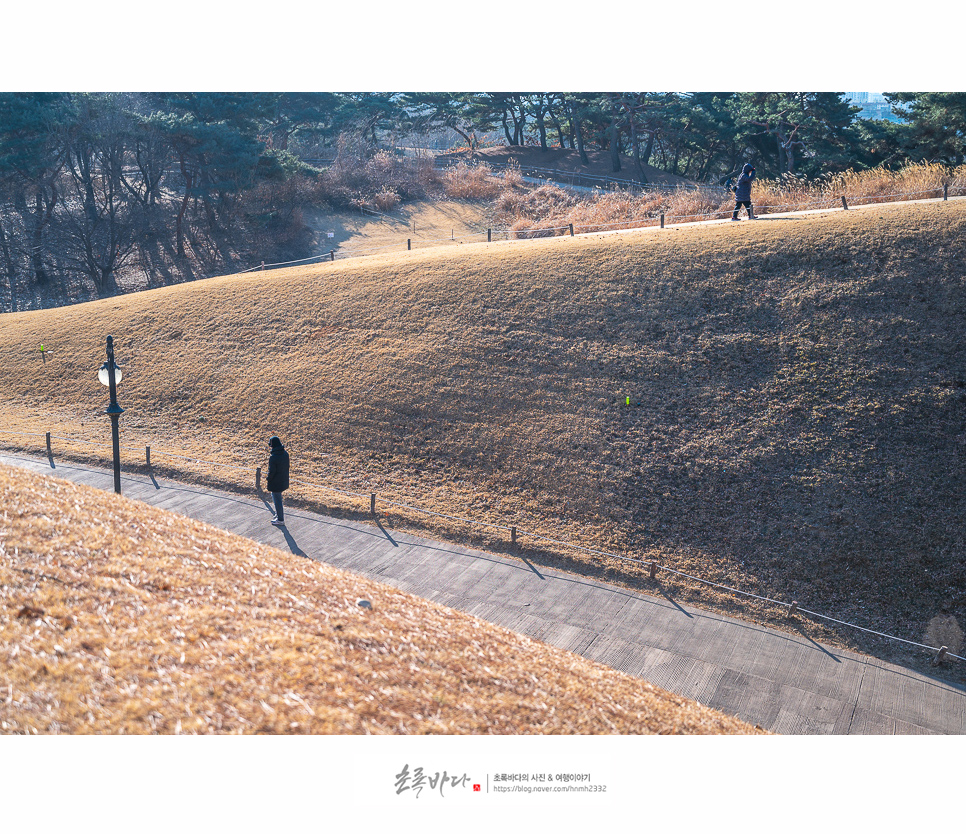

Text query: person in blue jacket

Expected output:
[731,163,756,220]
[267,435,290,526]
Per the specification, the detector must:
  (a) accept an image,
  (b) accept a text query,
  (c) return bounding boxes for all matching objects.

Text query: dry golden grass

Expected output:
[442,161,504,200]
[306,199,492,256]
[1,197,965,684]
[0,463,762,735]
[312,162,966,254]
[500,162,966,235]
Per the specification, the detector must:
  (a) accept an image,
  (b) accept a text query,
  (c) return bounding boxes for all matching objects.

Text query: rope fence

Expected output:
[1,426,962,669]
[237,183,966,273]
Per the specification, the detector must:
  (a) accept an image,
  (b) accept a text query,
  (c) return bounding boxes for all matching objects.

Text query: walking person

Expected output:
[731,162,756,220]
[267,435,290,526]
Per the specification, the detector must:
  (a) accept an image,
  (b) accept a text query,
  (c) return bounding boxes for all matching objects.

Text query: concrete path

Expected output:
[3,451,964,735]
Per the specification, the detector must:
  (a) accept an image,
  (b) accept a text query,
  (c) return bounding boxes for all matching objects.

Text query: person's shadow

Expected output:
[257,490,305,556]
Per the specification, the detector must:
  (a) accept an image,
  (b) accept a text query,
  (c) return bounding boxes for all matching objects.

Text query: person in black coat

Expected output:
[267,435,290,526]
[731,163,756,220]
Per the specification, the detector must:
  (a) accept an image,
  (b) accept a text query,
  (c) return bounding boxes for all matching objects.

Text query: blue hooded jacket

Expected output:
[734,163,756,201]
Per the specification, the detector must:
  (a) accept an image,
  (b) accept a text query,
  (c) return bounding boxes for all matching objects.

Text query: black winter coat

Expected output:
[734,163,755,201]
[267,445,290,492]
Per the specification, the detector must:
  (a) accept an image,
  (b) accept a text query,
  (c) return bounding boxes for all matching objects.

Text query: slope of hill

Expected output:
[0,198,964,682]
[304,199,493,256]
[0,463,761,734]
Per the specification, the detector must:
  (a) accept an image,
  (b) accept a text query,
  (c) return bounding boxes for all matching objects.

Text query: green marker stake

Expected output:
[625,396,630,406]
[40,344,46,364]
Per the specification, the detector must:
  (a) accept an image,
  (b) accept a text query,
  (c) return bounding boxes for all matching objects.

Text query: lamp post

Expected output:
[98,335,124,494]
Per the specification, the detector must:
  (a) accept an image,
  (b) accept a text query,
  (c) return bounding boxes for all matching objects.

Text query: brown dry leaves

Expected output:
[0,464,761,735]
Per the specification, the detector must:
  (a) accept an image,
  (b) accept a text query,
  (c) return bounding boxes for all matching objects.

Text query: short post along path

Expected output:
[2,452,963,735]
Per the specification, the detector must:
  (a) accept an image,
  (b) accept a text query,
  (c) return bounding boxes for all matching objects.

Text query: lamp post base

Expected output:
[110,413,121,495]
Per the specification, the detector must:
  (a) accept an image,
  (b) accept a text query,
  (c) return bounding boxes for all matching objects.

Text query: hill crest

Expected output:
[1,198,964,684]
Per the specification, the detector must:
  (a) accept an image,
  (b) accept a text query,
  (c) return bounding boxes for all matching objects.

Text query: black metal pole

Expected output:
[105,335,124,495]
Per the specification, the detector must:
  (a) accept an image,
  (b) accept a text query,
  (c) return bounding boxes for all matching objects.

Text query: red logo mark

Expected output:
[473,784,481,792]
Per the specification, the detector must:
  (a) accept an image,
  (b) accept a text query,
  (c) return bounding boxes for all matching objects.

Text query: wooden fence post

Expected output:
[145,446,151,468]
[569,223,574,236]
[932,646,949,666]
[649,561,657,579]
[329,250,335,261]
[46,431,52,457]
[255,466,261,492]
[788,601,799,617]
[841,196,849,210]
[407,239,411,250]
[487,229,492,243]
[511,526,517,548]
[660,213,665,229]
[944,184,949,201]
[370,493,376,516]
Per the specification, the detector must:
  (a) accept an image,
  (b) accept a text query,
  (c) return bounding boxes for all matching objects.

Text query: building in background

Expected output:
[845,92,902,122]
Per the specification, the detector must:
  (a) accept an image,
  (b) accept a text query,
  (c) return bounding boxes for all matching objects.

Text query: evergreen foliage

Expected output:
[0,91,959,310]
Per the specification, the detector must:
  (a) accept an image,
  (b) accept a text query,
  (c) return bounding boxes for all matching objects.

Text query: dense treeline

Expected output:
[0,92,347,310]
[404,92,966,179]
[1,91,963,310]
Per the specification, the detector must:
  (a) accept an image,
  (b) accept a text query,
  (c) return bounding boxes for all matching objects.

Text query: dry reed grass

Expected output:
[1,198,965,684]
[442,162,503,200]
[0,464,762,734]
[498,162,966,236]
[317,159,965,252]
[372,189,401,212]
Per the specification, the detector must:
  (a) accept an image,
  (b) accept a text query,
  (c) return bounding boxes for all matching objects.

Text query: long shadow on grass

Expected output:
[10,451,963,693]
[11,453,389,545]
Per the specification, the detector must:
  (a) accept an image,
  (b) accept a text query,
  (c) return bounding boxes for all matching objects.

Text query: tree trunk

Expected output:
[643,131,655,167]
[608,114,622,173]
[31,191,49,285]
[0,221,16,312]
[697,148,718,182]
[511,99,526,145]
[569,102,589,164]
[451,124,476,150]
[501,112,514,145]
[548,109,565,148]
[782,137,800,174]
[97,265,117,294]
[629,118,650,184]
[576,125,588,163]
[536,106,548,150]
[514,112,524,145]
[176,157,192,257]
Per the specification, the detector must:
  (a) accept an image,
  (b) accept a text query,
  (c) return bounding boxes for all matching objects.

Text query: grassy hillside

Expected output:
[304,198,493,256]
[1,198,964,681]
[0,463,761,734]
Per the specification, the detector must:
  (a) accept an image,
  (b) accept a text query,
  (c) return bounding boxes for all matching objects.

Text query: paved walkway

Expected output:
[3,451,964,735]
